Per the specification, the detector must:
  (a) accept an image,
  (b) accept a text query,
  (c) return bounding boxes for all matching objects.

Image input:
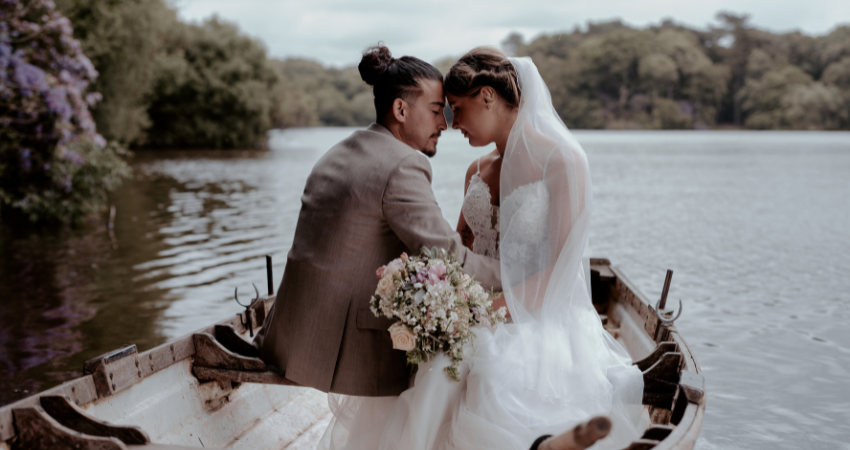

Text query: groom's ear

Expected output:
[391,98,408,123]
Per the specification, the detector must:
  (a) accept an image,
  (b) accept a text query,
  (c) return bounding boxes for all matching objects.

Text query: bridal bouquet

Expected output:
[370,246,507,381]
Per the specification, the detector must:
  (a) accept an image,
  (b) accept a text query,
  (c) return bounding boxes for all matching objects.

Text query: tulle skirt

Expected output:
[317,316,646,450]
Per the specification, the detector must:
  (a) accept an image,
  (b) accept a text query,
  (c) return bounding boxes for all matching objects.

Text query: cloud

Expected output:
[177,0,850,66]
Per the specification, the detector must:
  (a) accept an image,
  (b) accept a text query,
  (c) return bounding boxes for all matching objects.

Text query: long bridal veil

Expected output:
[446,56,645,448]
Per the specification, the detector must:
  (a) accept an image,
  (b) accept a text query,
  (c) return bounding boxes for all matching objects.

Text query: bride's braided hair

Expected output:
[444,47,520,108]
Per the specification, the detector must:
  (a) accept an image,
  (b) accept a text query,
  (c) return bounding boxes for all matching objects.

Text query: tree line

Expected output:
[509,14,850,130]
[273,13,850,132]
[56,2,850,145]
[3,0,848,224]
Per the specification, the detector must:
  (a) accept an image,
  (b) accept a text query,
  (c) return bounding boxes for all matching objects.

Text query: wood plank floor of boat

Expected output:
[223,388,331,450]
[185,386,331,450]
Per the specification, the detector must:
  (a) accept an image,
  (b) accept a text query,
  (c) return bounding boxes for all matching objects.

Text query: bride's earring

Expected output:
[486,102,492,109]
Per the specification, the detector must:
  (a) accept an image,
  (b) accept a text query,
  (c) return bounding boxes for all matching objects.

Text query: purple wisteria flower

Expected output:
[45,85,72,121]
[12,54,50,97]
[1,0,129,224]
[19,148,32,171]
[0,43,11,83]
[62,149,84,166]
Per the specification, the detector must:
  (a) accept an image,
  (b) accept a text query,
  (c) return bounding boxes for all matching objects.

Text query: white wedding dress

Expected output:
[461,157,500,260]
[318,58,644,450]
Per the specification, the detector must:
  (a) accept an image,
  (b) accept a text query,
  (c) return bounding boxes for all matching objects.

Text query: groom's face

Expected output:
[401,79,448,157]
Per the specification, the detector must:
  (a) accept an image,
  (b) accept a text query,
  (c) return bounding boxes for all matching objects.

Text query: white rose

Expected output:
[388,321,416,352]
[376,276,394,296]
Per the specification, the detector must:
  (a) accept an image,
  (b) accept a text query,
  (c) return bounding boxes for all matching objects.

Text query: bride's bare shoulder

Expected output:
[464,150,501,189]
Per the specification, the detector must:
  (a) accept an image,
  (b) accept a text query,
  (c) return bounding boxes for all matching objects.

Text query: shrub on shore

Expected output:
[143,17,280,149]
[58,0,281,148]
[1,0,130,225]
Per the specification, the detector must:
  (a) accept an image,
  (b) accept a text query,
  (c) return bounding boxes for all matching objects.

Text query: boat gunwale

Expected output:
[605,264,705,450]
[0,296,274,443]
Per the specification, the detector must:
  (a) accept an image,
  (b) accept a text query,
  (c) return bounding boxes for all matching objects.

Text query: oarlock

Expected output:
[234,283,260,338]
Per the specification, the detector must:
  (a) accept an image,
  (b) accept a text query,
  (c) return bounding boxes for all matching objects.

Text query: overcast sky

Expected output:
[176,0,850,67]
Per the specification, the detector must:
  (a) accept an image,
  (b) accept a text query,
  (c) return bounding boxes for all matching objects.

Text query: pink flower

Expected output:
[401,252,408,261]
[427,262,447,284]
[376,266,386,279]
[416,270,427,283]
[385,258,404,278]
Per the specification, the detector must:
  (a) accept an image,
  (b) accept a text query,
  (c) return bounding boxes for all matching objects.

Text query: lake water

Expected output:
[1,129,849,449]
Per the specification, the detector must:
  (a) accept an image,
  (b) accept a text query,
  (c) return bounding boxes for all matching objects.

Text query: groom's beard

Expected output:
[421,132,440,158]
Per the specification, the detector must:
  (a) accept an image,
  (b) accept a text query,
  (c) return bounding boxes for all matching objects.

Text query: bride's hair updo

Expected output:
[359,45,443,119]
[444,47,520,108]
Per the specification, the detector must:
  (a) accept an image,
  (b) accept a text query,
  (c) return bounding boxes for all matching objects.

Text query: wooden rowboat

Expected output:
[0,258,705,450]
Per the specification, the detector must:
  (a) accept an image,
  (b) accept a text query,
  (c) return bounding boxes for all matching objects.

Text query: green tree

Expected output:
[271,76,320,128]
[738,65,813,129]
[144,17,280,148]
[273,59,373,127]
[655,98,693,129]
[816,26,850,72]
[822,56,850,89]
[639,53,678,99]
[782,83,848,130]
[56,0,177,145]
[575,28,652,110]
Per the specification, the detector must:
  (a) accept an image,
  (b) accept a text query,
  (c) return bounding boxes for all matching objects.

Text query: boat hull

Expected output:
[1,259,705,450]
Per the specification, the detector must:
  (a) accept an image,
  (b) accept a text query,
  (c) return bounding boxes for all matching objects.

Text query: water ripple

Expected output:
[2,129,849,449]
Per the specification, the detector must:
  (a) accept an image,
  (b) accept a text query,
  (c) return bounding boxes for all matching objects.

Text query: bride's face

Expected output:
[447,88,502,147]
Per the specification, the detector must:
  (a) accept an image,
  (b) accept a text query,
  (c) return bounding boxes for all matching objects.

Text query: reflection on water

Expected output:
[1,129,849,449]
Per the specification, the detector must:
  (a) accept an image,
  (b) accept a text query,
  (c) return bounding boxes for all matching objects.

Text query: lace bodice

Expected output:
[500,180,550,270]
[461,160,500,259]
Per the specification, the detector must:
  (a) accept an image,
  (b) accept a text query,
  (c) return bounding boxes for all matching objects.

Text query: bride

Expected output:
[318,47,645,450]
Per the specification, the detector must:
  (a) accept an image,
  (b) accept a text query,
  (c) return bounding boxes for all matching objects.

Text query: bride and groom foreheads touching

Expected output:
[251,44,646,450]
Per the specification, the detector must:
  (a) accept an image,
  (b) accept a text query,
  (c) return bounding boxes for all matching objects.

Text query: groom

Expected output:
[254,46,501,397]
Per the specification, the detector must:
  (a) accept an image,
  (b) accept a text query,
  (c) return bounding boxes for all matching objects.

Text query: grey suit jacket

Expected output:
[254,123,501,397]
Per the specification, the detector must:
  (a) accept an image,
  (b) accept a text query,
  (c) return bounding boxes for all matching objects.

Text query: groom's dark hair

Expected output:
[359,44,443,119]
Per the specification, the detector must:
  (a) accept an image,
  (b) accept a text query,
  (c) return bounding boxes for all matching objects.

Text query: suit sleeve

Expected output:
[382,153,502,291]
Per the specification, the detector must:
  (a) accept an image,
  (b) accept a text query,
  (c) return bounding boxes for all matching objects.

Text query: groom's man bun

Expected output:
[444,46,521,109]
[359,44,443,119]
